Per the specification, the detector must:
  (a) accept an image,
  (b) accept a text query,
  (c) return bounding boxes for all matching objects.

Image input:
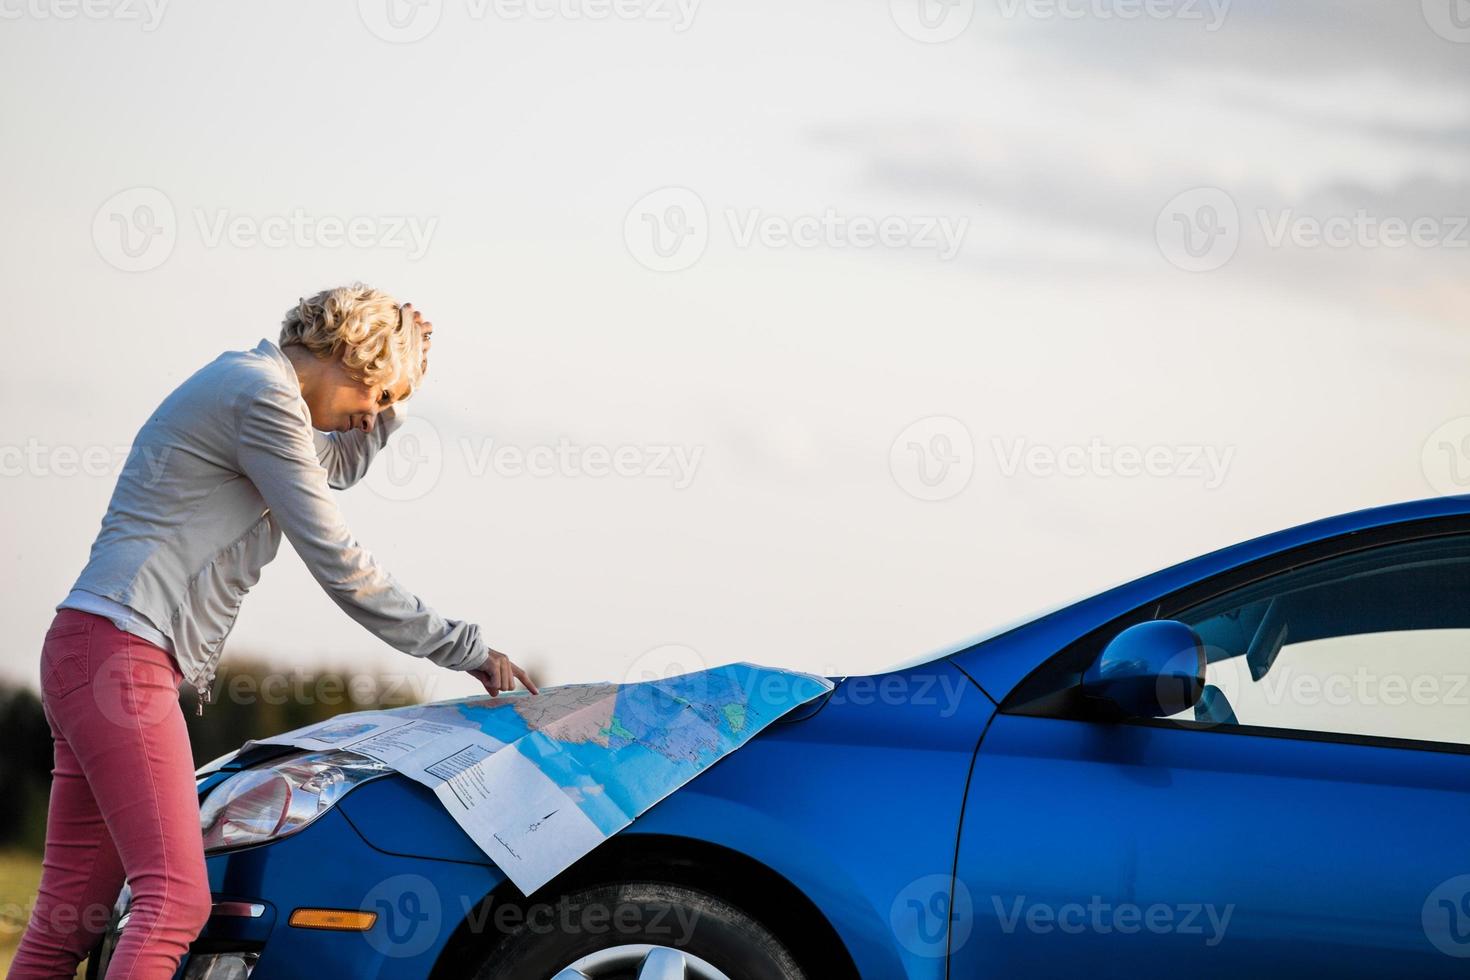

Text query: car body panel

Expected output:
[953,712,1470,976]
[201,808,504,980]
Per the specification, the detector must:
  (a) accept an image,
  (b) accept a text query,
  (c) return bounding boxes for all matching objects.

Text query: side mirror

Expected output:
[1081,620,1206,719]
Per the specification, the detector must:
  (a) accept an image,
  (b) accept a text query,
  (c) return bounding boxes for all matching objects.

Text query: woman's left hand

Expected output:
[470,649,540,697]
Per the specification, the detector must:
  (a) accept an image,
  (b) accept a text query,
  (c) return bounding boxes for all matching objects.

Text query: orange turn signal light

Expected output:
[288,908,378,931]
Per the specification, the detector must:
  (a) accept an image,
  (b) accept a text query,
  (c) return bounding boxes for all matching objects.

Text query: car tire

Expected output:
[468,880,807,980]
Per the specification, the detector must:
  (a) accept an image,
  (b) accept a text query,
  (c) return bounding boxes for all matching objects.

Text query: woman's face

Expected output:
[306,354,408,433]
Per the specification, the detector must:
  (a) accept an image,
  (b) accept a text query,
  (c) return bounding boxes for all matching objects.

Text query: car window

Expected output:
[1163,534,1470,747]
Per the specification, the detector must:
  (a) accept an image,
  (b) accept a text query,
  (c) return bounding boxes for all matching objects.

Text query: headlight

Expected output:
[200,750,389,852]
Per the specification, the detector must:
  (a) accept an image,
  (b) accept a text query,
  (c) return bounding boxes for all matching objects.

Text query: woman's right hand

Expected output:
[470,650,540,697]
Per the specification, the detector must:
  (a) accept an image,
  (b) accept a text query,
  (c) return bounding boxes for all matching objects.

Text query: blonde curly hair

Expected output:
[279,283,423,398]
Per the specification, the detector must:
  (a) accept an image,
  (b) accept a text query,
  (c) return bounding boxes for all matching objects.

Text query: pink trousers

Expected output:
[8,610,211,980]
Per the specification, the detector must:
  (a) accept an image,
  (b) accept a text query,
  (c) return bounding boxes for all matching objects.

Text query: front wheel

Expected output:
[469,881,806,980]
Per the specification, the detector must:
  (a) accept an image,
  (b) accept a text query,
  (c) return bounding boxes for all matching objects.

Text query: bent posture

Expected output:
[10,284,535,980]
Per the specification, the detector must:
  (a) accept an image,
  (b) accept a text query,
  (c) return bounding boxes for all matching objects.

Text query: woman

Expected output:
[9,284,537,980]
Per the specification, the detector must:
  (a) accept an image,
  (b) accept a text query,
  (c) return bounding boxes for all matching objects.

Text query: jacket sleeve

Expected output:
[235,383,488,672]
[312,405,402,490]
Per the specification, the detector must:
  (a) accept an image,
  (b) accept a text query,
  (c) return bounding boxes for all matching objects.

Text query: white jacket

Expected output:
[61,338,489,706]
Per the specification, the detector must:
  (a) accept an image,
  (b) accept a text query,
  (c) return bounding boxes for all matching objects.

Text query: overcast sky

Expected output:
[1,0,1466,700]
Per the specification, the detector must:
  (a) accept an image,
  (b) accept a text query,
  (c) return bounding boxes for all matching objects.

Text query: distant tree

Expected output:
[183,657,423,768]
[0,686,53,851]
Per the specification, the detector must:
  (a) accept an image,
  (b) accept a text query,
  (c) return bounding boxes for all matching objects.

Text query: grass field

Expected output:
[0,850,88,978]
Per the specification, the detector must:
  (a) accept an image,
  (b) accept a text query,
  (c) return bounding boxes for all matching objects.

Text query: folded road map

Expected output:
[246,662,834,894]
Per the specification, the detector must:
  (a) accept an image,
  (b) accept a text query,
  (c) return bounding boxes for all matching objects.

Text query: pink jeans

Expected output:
[8,610,211,980]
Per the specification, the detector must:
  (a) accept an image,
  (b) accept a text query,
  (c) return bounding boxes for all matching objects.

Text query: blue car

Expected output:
[93,496,1470,978]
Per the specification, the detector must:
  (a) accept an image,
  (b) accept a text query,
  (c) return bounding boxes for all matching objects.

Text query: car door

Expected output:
[949,528,1470,978]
